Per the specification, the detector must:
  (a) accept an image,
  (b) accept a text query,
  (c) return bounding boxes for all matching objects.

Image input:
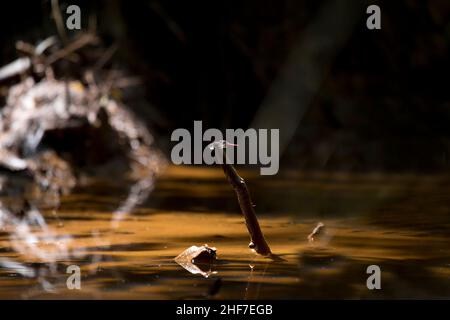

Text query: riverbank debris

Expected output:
[308,222,325,242]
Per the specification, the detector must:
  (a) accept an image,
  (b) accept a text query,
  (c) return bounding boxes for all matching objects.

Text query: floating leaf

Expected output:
[174,244,217,278]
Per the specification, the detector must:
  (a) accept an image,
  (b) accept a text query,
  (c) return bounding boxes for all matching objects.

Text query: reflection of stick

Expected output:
[111,178,154,229]
[213,141,271,255]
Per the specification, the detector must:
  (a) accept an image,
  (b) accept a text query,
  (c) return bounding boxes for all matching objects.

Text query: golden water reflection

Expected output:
[0,166,449,299]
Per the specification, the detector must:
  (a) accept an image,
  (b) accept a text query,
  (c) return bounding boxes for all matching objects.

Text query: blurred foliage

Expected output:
[1,0,449,172]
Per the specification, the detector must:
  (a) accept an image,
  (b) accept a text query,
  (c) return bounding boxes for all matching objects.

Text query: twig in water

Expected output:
[210,140,272,255]
[308,222,325,242]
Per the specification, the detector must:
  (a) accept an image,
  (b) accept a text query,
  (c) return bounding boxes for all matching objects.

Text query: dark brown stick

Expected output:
[218,147,272,255]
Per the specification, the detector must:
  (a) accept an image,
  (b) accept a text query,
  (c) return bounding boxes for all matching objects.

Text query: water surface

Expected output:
[1,166,449,299]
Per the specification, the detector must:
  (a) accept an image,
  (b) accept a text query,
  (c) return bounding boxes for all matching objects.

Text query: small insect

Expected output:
[308,222,325,242]
[207,140,238,150]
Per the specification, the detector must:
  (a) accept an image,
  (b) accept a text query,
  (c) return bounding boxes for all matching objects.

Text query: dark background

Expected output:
[1,0,449,173]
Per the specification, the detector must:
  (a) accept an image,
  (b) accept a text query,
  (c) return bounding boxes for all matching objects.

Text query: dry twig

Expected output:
[211,140,272,255]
